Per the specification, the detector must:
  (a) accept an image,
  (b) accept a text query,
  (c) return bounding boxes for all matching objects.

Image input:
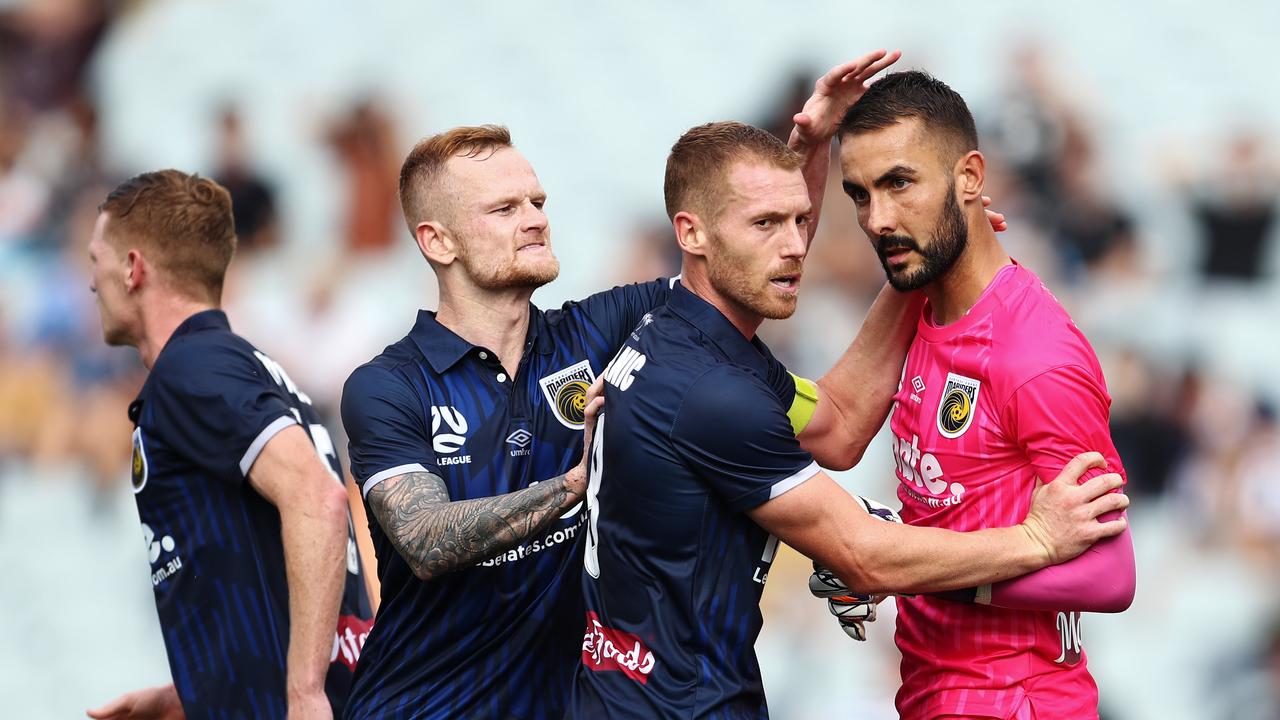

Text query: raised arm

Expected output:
[788,50,901,241]
[796,282,922,469]
[364,466,584,582]
[247,424,350,719]
[750,452,1129,595]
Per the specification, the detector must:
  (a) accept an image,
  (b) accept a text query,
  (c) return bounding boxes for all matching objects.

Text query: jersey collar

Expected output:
[666,283,773,378]
[169,309,231,339]
[409,305,553,374]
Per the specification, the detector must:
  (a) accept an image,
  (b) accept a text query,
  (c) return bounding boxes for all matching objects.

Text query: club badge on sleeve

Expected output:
[937,372,980,439]
[131,426,149,494]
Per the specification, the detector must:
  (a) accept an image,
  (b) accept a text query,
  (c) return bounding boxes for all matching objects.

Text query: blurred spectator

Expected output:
[213,105,279,254]
[1107,351,1192,499]
[1051,126,1141,279]
[324,99,400,255]
[984,42,1076,227]
[1183,130,1279,282]
[612,219,680,285]
[0,0,114,115]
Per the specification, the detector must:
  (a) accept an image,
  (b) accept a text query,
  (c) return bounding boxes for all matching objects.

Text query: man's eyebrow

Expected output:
[842,180,864,197]
[873,165,919,186]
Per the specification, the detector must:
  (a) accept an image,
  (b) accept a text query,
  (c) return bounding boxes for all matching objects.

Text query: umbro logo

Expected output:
[507,428,533,457]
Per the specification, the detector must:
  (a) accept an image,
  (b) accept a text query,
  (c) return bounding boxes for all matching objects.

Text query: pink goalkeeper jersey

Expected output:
[889,262,1124,720]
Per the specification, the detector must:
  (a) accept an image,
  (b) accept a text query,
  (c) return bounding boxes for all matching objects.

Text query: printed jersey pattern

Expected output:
[129,310,373,719]
[340,279,675,720]
[567,283,816,720]
[888,263,1124,719]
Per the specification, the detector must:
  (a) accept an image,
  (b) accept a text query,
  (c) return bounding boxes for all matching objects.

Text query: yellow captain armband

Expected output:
[787,372,819,436]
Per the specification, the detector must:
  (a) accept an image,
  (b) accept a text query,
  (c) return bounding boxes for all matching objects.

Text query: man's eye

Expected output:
[891,178,911,190]
[532,200,545,210]
[796,216,811,227]
[851,190,869,204]
[755,219,774,229]
[494,205,515,215]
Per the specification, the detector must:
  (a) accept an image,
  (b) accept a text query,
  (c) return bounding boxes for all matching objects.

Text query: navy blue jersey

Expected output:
[128,310,373,719]
[568,284,818,720]
[340,279,675,720]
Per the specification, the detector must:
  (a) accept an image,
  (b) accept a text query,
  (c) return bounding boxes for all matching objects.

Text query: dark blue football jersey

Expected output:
[568,284,818,720]
[340,279,675,720]
[128,310,373,719]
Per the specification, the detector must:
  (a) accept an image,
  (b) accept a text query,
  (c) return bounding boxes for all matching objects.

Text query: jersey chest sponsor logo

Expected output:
[581,611,657,684]
[539,359,595,429]
[430,406,471,464]
[131,427,149,494]
[937,372,981,439]
[891,431,966,507]
[141,522,184,587]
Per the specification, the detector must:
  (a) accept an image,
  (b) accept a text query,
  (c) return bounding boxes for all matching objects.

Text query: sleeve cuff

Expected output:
[769,461,820,500]
[239,415,299,476]
[361,463,431,499]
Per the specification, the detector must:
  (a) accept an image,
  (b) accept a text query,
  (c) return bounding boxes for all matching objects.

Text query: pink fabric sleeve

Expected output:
[986,364,1136,612]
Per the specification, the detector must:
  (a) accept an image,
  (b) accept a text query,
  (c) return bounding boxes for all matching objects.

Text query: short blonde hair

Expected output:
[99,170,236,303]
[664,121,803,222]
[398,124,513,235]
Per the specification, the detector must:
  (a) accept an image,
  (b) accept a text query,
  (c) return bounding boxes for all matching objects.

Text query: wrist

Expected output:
[561,467,587,507]
[1016,523,1055,569]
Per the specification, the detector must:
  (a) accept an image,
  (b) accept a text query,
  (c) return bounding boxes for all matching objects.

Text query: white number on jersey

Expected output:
[584,413,606,579]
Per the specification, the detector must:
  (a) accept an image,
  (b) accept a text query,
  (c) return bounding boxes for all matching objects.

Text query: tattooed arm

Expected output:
[365,467,585,581]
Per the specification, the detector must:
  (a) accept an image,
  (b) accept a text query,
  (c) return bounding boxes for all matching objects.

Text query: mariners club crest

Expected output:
[539,360,596,430]
[937,372,981,439]
[131,427,149,494]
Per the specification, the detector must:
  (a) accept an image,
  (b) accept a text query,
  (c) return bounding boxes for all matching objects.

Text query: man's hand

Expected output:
[789,49,902,149]
[1020,452,1129,565]
[982,195,1008,233]
[87,684,184,720]
[807,496,900,641]
[568,377,606,498]
[287,687,332,720]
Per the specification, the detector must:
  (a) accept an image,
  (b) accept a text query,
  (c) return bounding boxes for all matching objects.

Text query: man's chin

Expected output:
[757,297,798,321]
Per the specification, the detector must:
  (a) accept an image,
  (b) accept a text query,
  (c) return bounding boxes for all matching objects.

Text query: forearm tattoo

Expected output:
[366,471,572,581]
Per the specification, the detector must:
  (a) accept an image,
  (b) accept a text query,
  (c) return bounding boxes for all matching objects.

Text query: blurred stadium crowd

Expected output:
[1,1,1278,718]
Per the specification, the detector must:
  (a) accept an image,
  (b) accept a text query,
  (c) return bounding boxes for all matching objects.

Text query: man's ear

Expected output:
[673,211,710,258]
[955,150,986,203]
[124,248,147,293]
[416,221,456,265]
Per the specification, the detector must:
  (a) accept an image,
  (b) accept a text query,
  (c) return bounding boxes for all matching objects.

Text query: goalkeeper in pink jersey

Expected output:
[823,71,1137,719]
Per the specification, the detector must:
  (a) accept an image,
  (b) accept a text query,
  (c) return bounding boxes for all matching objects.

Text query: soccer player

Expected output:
[84,171,373,719]
[830,71,1137,719]
[565,121,1129,720]
[338,51,939,719]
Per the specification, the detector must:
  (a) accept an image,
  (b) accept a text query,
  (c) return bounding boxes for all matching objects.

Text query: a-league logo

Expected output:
[937,372,981,439]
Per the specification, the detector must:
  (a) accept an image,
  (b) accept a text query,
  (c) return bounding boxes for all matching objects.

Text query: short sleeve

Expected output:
[341,364,439,499]
[669,366,819,512]
[149,343,297,482]
[752,340,816,436]
[573,278,676,350]
[1001,364,1126,485]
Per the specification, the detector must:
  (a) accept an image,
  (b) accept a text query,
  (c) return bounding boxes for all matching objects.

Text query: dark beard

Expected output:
[877,184,969,291]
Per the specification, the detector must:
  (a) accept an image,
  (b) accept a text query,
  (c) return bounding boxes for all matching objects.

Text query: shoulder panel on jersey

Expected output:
[341,362,439,498]
[148,335,296,481]
[670,364,815,512]
[554,278,675,350]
